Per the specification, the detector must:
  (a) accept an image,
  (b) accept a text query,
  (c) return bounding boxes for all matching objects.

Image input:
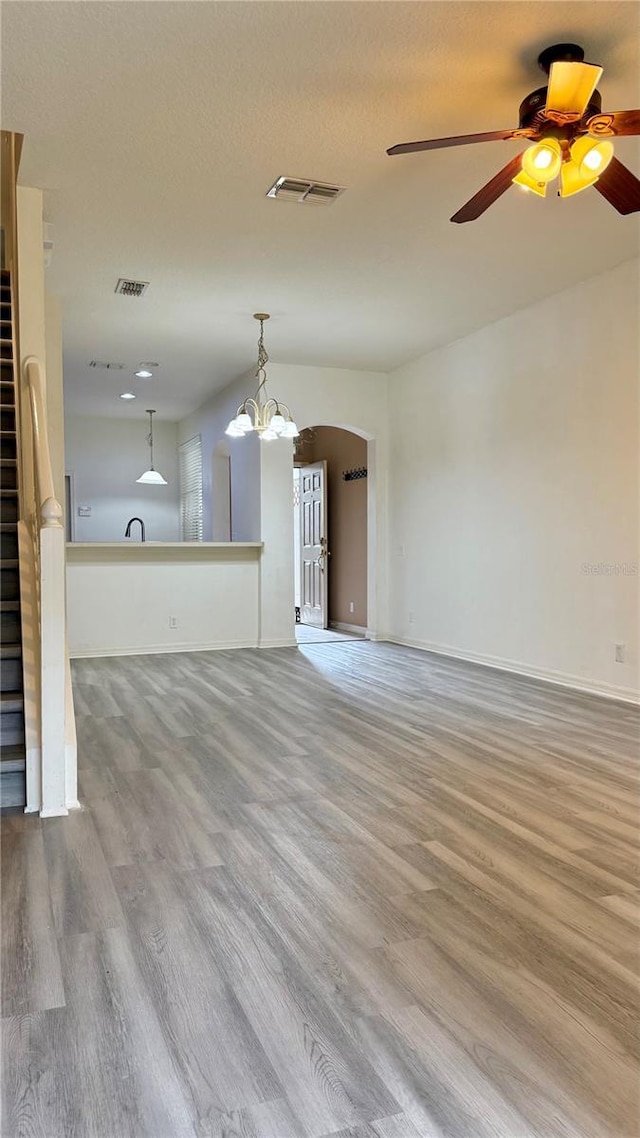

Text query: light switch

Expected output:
[77,505,91,517]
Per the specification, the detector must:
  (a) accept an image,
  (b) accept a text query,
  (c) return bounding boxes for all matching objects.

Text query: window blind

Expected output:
[179,435,203,541]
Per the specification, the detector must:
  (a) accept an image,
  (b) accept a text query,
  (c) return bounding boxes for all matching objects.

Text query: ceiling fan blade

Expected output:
[545,60,603,123]
[386,129,533,157]
[450,152,525,223]
[586,109,640,138]
[593,156,640,214]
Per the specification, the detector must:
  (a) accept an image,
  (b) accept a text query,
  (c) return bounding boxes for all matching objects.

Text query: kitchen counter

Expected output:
[66,541,263,562]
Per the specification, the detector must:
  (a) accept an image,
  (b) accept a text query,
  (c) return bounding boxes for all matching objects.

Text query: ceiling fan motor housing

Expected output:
[518,87,602,133]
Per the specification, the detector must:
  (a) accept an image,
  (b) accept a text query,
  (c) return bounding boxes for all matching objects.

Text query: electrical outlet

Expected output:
[169,616,178,630]
[349,602,355,614]
[615,643,625,663]
[77,505,91,517]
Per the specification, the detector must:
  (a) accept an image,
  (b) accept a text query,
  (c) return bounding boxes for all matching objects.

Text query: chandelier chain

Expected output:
[257,318,269,372]
[254,318,270,401]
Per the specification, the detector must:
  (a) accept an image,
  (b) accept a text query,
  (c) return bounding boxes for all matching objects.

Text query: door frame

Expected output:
[294,426,378,640]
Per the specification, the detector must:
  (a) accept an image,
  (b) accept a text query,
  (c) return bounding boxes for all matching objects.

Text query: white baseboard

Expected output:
[69,639,259,659]
[259,638,298,649]
[388,635,640,705]
[329,621,367,635]
[40,807,70,818]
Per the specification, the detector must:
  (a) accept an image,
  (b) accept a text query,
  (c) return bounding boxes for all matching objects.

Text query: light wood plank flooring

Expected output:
[2,641,639,1137]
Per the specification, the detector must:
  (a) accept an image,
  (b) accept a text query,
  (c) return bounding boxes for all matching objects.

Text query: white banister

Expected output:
[22,355,72,816]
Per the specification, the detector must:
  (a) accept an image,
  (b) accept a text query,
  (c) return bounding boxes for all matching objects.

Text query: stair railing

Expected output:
[23,356,73,816]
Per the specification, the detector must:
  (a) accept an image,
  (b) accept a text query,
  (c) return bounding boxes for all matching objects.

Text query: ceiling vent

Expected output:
[266,177,345,205]
[89,360,125,370]
[114,278,150,297]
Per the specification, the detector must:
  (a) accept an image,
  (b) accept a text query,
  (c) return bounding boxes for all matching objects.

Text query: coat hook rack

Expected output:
[342,466,367,482]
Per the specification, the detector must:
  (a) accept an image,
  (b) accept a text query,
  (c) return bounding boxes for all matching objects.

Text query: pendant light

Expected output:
[226,314,299,441]
[136,409,167,485]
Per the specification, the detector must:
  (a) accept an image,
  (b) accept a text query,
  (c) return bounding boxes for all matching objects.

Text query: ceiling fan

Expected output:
[387,44,640,223]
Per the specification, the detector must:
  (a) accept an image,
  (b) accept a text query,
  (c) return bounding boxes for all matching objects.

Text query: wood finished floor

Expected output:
[2,641,639,1138]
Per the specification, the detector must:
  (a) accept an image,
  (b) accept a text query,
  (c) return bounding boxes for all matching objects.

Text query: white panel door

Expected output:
[300,461,328,628]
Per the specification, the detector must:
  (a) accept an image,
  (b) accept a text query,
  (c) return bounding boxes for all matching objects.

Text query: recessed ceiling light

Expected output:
[120,392,136,400]
[135,369,153,378]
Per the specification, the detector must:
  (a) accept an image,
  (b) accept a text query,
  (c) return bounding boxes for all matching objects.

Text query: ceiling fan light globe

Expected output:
[559,158,598,197]
[235,412,253,431]
[572,136,614,178]
[522,140,562,184]
[270,413,286,434]
[512,170,547,197]
[281,420,300,438]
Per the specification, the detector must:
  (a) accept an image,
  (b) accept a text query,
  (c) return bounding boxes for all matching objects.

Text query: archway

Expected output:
[293,423,376,640]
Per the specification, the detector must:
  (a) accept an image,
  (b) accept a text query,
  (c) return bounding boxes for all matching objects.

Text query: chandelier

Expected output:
[226,314,299,441]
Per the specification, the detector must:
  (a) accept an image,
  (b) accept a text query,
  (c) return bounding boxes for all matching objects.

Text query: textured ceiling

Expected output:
[3,1,639,419]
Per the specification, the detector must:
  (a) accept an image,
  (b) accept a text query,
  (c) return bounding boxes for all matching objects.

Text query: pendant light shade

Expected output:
[136,409,167,485]
[137,468,168,485]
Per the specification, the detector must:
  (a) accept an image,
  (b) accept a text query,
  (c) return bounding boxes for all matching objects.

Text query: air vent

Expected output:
[266,177,345,205]
[115,278,150,297]
[89,360,125,370]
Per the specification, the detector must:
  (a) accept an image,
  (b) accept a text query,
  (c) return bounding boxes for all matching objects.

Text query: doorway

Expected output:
[293,426,367,644]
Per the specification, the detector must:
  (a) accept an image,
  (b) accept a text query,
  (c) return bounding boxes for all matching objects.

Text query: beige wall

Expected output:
[305,426,367,628]
[388,258,639,702]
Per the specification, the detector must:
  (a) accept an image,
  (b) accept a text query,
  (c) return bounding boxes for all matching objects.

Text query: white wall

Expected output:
[65,415,180,542]
[179,360,390,644]
[388,259,639,702]
[67,547,261,657]
[44,294,65,506]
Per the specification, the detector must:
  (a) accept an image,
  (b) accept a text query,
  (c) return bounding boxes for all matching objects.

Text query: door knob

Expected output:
[315,537,330,571]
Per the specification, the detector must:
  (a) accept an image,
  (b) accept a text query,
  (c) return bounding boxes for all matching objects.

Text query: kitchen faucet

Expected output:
[125,517,146,542]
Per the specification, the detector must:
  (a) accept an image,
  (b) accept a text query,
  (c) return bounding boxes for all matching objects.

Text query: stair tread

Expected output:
[0,743,25,761]
[0,691,24,710]
[0,643,22,658]
[0,488,18,495]
[0,459,17,467]
[0,559,19,568]
[0,756,26,774]
[0,600,19,611]
[0,523,18,531]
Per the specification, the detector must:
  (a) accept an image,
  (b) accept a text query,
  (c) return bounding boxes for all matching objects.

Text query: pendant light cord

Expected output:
[146,410,156,470]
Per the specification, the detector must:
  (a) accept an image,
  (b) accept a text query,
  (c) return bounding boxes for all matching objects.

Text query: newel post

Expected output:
[40,496,68,817]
